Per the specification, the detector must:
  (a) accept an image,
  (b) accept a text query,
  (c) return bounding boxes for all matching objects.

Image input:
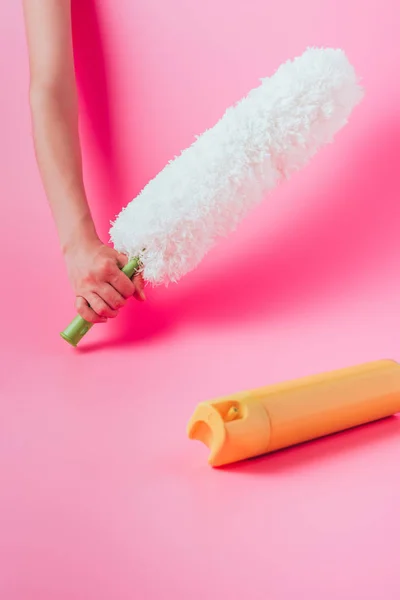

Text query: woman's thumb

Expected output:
[116,251,129,268]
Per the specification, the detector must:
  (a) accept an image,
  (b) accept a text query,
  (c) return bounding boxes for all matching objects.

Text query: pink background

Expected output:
[1,0,400,598]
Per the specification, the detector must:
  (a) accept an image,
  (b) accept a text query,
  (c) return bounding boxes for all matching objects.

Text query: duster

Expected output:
[61,47,363,346]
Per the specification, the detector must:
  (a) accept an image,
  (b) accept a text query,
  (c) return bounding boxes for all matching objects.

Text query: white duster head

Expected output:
[110,47,363,285]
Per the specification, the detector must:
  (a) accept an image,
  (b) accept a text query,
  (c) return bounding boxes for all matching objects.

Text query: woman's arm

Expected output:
[23,0,144,324]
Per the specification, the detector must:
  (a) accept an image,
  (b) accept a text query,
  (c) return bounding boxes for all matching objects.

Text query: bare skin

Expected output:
[23,0,145,324]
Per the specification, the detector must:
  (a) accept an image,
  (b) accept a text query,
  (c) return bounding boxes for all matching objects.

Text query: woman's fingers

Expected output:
[75,296,107,324]
[115,252,129,269]
[108,266,135,299]
[97,283,127,311]
[132,273,146,301]
[102,252,145,301]
[86,292,119,319]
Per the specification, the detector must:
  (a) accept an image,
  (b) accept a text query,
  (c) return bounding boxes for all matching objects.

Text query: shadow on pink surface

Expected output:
[169,121,399,321]
[218,416,400,475]
[72,0,124,227]
[79,121,399,352]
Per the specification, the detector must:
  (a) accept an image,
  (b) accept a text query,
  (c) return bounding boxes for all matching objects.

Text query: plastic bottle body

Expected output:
[187,360,400,467]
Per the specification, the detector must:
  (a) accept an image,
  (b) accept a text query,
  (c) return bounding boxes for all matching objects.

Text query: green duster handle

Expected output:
[60,257,140,347]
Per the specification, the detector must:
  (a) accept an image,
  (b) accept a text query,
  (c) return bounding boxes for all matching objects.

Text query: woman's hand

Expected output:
[65,235,145,324]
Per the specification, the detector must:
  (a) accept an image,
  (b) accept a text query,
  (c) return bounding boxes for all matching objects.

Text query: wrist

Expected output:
[61,214,100,258]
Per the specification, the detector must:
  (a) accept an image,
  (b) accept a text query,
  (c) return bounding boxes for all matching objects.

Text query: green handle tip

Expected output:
[60,315,93,347]
[60,332,77,347]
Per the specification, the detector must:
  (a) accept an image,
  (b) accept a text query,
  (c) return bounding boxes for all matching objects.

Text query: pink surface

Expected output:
[1,0,400,598]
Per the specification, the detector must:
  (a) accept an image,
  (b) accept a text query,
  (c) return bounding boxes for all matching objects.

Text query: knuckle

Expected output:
[100,259,114,276]
[82,272,94,286]
[114,271,131,289]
